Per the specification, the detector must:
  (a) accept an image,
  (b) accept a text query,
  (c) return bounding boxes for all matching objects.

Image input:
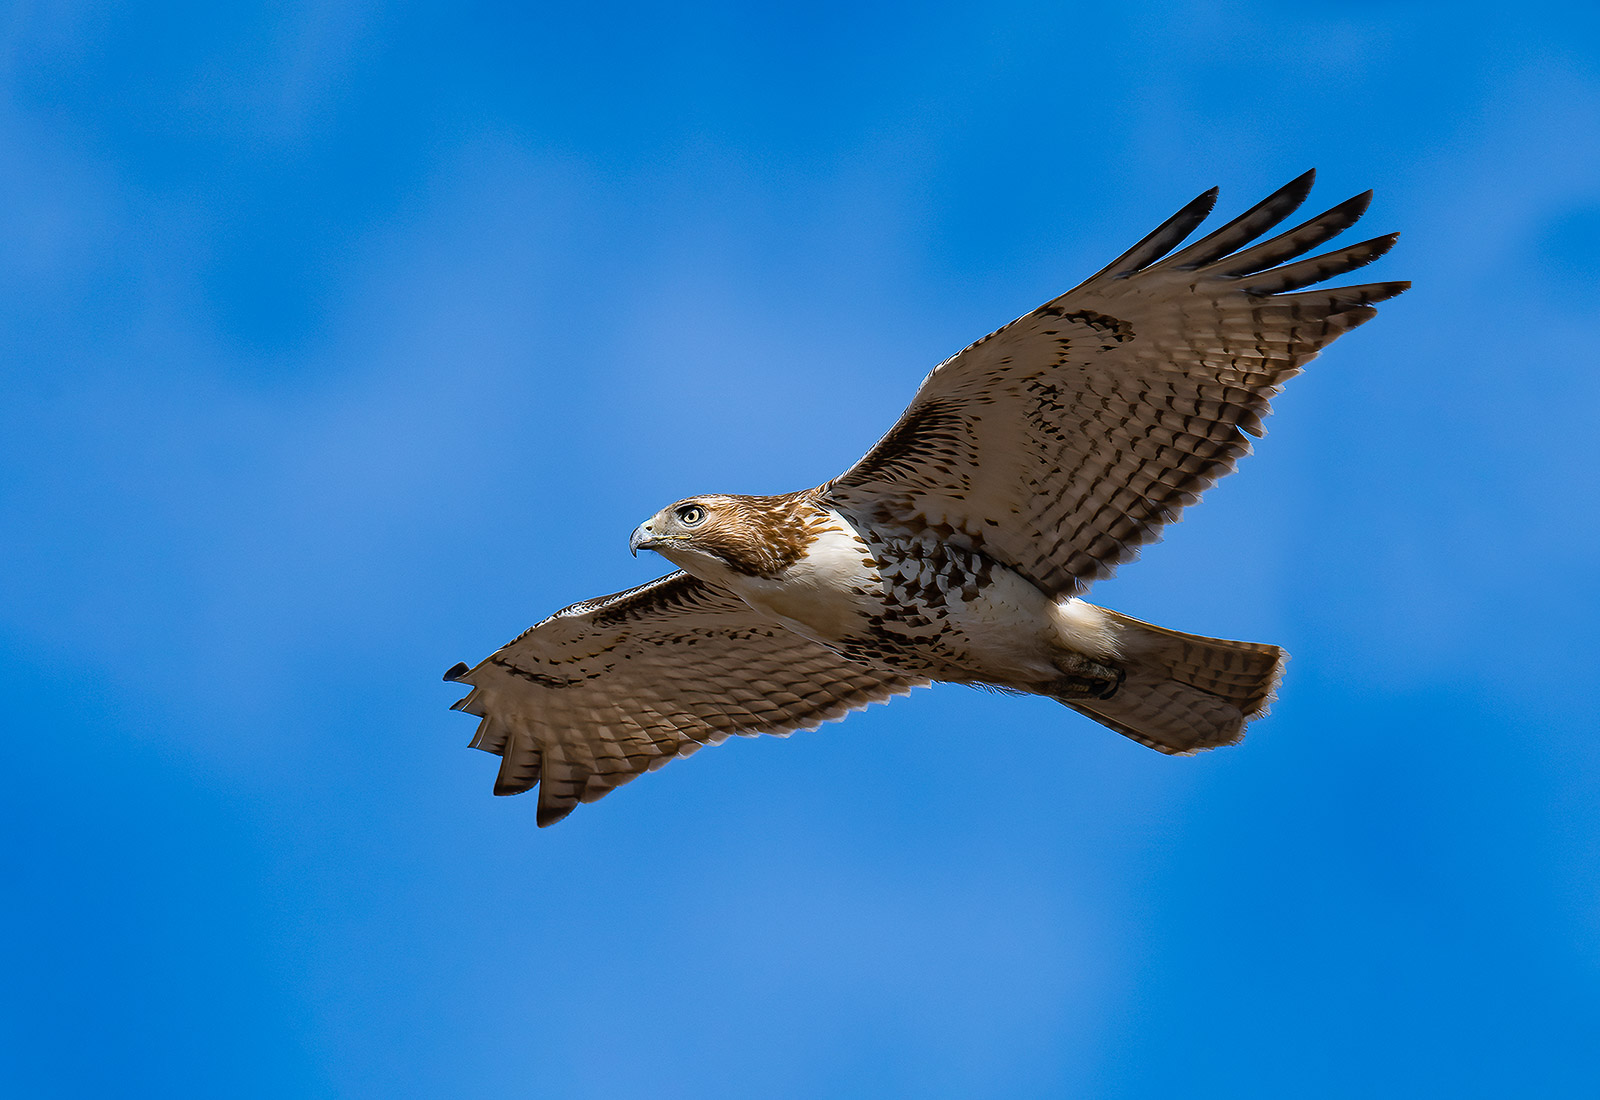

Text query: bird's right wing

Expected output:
[446,571,925,826]
[826,171,1408,599]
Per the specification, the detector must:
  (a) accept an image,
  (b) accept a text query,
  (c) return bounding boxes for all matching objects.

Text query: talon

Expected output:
[1051,654,1123,699]
[1092,666,1124,700]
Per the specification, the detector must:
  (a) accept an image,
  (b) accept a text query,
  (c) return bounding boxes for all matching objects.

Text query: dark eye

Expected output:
[677,505,707,527]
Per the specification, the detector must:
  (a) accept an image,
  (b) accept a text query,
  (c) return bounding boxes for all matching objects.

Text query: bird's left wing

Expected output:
[446,571,925,826]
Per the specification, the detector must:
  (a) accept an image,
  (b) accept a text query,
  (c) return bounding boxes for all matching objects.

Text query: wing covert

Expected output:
[446,572,924,826]
[825,170,1408,599]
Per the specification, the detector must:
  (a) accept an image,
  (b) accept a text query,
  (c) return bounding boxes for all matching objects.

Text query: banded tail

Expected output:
[1057,606,1287,755]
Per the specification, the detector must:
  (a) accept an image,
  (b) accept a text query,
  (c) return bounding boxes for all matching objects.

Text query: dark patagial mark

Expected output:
[490,655,605,690]
[1061,309,1133,342]
[1037,305,1135,348]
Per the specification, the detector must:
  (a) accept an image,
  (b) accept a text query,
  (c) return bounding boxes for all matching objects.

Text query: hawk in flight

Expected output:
[445,171,1406,826]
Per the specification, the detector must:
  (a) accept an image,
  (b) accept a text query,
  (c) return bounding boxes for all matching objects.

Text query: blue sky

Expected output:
[4,1,1599,1096]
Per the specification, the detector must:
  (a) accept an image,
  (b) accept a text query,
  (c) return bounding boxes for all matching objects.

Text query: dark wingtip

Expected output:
[1176,186,1221,235]
[443,661,471,682]
[1274,168,1317,210]
[1366,230,1401,261]
[535,803,576,827]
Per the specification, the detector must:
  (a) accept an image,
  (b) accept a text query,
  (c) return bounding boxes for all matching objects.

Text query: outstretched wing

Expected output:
[825,170,1408,599]
[445,572,925,826]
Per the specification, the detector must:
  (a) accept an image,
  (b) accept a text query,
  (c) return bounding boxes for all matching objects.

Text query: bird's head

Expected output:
[629,492,817,581]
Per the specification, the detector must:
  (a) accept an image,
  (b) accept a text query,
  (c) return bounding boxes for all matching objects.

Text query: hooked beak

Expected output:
[629,522,660,557]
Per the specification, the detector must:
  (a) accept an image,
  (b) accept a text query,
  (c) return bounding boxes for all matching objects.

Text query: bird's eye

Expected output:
[677,505,707,527]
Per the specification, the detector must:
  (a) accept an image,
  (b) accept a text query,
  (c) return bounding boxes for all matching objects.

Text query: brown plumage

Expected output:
[447,171,1407,826]
[649,490,831,577]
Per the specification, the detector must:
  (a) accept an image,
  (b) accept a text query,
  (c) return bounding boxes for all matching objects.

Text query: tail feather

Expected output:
[1058,606,1286,755]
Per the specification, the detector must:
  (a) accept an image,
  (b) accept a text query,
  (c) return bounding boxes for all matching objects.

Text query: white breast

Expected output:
[724,510,880,646]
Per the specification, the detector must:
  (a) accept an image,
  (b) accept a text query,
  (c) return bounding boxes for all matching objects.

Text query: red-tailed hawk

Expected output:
[445,171,1407,826]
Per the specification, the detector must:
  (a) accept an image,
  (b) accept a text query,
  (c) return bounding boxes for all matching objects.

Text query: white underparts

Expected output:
[729,516,880,644]
[721,508,1124,688]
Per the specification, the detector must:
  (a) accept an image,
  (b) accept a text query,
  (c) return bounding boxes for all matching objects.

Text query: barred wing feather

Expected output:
[446,572,925,826]
[825,170,1408,599]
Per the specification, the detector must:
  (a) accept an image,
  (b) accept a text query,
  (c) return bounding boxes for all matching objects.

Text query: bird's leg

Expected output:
[1051,652,1124,700]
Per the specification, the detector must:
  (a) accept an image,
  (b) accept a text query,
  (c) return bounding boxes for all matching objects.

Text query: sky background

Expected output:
[4,1,1599,1096]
